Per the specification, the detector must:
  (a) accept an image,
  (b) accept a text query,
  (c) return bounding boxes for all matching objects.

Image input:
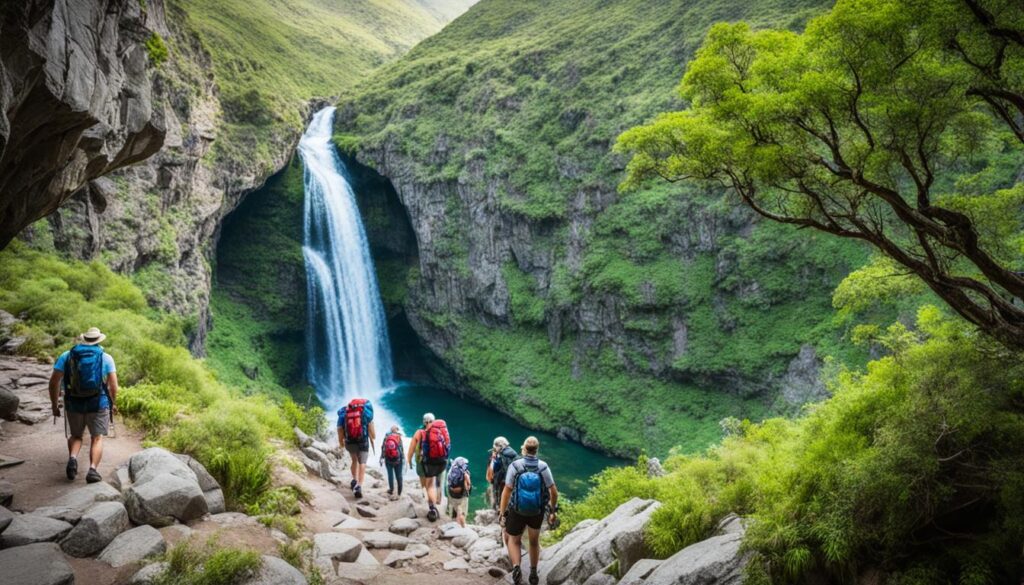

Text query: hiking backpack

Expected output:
[65,345,105,399]
[421,419,451,464]
[448,459,469,498]
[493,446,519,488]
[511,460,548,516]
[342,398,373,443]
[383,433,402,463]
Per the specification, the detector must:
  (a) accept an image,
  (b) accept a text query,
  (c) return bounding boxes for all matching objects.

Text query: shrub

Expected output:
[154,538,262,585]
[145,33,168,67]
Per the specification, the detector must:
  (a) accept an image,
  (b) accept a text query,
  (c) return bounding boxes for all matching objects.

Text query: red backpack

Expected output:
[383,433,402,462]
[421,420,451,463]
[344,398,370,443]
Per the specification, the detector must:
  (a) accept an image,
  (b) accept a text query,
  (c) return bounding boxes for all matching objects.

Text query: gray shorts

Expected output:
[345,443,369,464]
[67,410,109,438]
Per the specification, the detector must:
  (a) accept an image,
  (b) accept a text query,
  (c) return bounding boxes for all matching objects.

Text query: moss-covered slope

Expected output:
[334,0,870,456]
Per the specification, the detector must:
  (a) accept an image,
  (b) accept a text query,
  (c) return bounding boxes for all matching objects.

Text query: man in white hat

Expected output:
[48,327,118,483]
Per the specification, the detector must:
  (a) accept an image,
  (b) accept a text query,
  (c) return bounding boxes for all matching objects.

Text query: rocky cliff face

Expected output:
[0,0,166,249]
[34,0,307,351]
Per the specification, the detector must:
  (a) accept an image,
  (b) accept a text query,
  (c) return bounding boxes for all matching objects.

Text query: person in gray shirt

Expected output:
[499,436,559,585]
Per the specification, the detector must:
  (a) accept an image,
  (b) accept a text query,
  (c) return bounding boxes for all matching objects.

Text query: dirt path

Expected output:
[0,354,509,584]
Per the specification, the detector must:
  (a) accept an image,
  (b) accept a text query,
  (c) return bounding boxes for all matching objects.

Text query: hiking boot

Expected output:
[529,569,539,585]
[350,479,357,490]
[387,489,394,496]
[86,468,102,484]
[511,565,522,585]
[354,485,363,499]
[65,458,77,480]
[427,506,438,522]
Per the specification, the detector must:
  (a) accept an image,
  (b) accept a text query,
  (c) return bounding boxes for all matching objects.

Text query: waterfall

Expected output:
[300,106,395,414]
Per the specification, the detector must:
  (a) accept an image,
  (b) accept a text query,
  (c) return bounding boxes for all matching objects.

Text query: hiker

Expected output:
[380,425,405,499]
[487,436,519,510]
[338,397,375,499]
[446,456,472,527]
[47,327,118,483]
[500,436,559,585]
[407,412,450,521]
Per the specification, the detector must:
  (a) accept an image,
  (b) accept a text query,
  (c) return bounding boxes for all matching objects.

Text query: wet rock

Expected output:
[0,542,75,585]
[313,532,362,563]
[60,501,130,557]
[246,555,308,585]
[98,524,167,567]
[389,517,420,536]
[0,514,72,547]
[364,530,411,550]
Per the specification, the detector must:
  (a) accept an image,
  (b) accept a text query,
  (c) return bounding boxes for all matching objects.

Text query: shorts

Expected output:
[67,410,109,439]
[416,459,427,478]
[505,510,543,536]
[345,442,369,464]
[448,495,469,519]
[423,460,446,478]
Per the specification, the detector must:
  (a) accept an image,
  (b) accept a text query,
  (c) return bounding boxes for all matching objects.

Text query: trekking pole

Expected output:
[109,408,117,439]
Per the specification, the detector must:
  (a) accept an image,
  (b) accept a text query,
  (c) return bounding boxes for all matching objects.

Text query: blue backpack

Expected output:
[512,460,548,516]
[65,345,105,399]
[448,459,469,498]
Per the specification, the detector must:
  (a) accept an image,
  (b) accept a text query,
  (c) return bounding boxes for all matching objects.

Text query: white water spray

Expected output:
[300,106,395,419]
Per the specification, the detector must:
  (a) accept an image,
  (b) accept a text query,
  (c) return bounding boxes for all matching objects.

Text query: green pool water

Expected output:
[378,383,625,513]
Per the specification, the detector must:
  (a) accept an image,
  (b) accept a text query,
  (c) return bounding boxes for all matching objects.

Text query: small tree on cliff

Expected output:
[616,0,1024,349]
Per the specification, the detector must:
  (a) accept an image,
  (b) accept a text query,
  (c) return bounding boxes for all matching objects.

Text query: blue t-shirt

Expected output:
[54,348,116,413]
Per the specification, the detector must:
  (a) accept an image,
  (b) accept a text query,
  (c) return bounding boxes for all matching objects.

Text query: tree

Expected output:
[616,0,1024,349]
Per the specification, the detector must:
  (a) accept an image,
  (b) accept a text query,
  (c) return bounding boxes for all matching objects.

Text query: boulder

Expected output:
[124,472,208,526]
[468,537,501,563]
[0,514,72,547]
[173,454,220,492]
[0,542,74,585]
[0,479,13,506]
[129,448,198,486]
[33,505,83,525]
[583,572,619,585]
[643,521,748,585]
[130,562,168,584]
[444,557,471,571]
[392,496,418,519]
[204,488,226,514]
[0,505,14,533]
[355,502,378,518]
[294,427,313,448]
[51,481,122,512]
[383,549,417,568]
[0,386,19,420]
[98,524,167,567]
[60,501,130,557]
[440,522,473,539]
[388,517,420,536]
[364,530,411,550]
[407,543,431,558]
[620,559,663,585]
[453,529,479,549]
[313,532,362,563]
[333,515,372,530]
[246,555,308,585]
[541,498,661,585]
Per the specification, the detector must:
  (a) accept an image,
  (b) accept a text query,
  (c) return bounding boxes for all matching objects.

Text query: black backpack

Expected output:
[493,446,519,488]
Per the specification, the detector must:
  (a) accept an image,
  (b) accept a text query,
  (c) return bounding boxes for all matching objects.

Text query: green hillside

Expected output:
[332,0,873,456]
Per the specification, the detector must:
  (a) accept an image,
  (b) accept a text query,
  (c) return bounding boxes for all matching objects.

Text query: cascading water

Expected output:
[300,106,395,416]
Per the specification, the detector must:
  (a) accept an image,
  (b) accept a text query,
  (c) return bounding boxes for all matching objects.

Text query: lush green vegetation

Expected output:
[166,0,469,171]
[335,0,877,455]
[152,538,263,585]
[617,0,1024,351]
[558,309,1024,584]
[0,242,323,513]
[210,157,309,399]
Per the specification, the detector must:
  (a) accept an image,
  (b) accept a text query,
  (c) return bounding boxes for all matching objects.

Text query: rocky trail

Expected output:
[0,351,748,585]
